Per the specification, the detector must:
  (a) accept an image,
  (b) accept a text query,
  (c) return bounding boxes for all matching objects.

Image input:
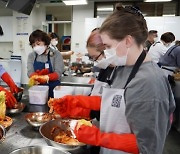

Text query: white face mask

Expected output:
[153,37,158,42]
[104,44,128,67]
[94,58,110,69]
[94,47,128,69]
[51,39,58,46]
[164,43,171,48]
[33,45,46,55]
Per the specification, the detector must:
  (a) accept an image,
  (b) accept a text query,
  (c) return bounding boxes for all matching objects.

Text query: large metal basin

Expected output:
[39,119,86,152]
[61,76,93,87]
[9,146,70,154]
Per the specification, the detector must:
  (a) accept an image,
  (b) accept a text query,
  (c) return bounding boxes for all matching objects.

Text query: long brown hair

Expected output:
[100,3,148,46]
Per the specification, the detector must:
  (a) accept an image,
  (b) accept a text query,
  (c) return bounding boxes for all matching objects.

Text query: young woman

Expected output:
[27,30,64,98]
[49,4,175,154]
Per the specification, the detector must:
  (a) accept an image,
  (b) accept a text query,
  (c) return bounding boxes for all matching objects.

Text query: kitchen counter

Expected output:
[0,90,90,154]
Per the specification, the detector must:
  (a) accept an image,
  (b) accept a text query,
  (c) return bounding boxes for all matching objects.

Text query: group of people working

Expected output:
[48,4,175,154]
[0,3,176,154]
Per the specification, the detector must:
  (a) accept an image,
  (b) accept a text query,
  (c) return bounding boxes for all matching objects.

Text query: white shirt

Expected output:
[148,41,169,63]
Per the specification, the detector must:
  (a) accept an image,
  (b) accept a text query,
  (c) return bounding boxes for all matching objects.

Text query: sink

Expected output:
[61,76,93,87]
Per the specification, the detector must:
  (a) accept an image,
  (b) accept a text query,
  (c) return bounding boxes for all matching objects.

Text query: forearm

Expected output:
[75,125,139,154]
[75,95,101,110]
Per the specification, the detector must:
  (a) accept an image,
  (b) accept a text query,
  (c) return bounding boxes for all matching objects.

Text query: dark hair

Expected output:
[86,29,105,52]
[175,40,180,46]
[100,3,148,46]
[148,30,158,35]
[48,32,59,40]
[29,29,50,46]
[0,25,3,36]
[160,32,175,43]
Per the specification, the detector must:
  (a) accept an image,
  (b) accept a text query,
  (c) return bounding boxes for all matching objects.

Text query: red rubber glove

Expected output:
[30,69,49,77]
[74,124,139,154]
[0,86,17,108]
[1,72,18,93]
[47,72,59,81]
[49,95,101,119]
[31,72,59,84]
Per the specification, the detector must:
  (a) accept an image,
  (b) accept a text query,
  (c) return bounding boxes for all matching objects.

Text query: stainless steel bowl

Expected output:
[6,102,26,114]
[5,87,24,102]
[39,119,86,152]
[14,87,24,102]
[0,124,6,143]
[9,146,70,154]
[25,112,52,129]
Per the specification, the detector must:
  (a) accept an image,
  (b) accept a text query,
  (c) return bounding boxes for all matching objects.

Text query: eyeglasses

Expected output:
[124,6,143,17]
[89,51,104,62]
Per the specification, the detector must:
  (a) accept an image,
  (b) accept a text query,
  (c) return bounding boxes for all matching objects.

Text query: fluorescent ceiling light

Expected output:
[97,8,113,11]
[163,14,175,16]
[63,0,87,5]
[144,0,172,2]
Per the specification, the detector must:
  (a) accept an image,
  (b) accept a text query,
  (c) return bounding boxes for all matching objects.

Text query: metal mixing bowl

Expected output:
[5,87,24,102]
[0,125,6,143]
[13,87,24,102]
[39,119,86,152]
[25,112,52,129]
[6,102,26,114]
[9,146,70,154]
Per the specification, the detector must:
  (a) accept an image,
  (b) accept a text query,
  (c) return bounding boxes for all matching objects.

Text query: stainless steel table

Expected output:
[0,92,90,154]
[0,112,47,154]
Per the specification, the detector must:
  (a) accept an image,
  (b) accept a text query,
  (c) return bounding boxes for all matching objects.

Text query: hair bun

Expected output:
[115,3,124,11]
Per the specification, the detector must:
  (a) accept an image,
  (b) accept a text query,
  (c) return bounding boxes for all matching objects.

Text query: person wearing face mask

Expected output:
[49,32,74,57]
[27,30,64,98]
[48,4,175,154]
[148,32,175,64]
[144,30,158,52]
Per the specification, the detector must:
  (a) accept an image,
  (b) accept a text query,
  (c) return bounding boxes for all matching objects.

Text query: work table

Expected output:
[0,90,90,154]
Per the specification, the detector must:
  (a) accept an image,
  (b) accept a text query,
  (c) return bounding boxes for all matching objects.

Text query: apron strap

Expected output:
[107,66,118,85]
[34,53,38,61]
[124,50,147,89]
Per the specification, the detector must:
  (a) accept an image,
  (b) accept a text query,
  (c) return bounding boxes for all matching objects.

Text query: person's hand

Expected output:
[30,69,49,77]
[28,75,49,87]
[83,72,94,77]
[1,72,19,93]
[0,86,17,108]
[48,97,91,119]
[9,84,19,94]
[76,52,85,58]
[36,69,49,75]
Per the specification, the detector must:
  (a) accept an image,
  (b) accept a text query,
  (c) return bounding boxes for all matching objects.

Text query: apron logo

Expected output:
[111,95,122,108]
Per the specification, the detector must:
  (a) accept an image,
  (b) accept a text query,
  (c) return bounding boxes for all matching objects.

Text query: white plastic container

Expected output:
[29,85,49,105]
[53,86,74,98]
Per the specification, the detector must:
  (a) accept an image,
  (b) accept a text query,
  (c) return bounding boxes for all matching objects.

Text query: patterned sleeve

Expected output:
[0,64,6,77]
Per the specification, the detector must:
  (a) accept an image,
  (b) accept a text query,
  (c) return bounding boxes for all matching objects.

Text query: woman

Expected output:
[0,64,18,108]
[48,32,74,57]
[27,30,64,98]
[86,29,115,96]
[49,4,175,154]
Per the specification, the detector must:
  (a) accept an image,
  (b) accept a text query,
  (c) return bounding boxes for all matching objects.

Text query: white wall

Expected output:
[71,2,94,54]
[0,43,13,59]
[12,6,46,84]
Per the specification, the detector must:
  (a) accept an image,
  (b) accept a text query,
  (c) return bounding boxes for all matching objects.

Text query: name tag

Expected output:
[45,63,49,69]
